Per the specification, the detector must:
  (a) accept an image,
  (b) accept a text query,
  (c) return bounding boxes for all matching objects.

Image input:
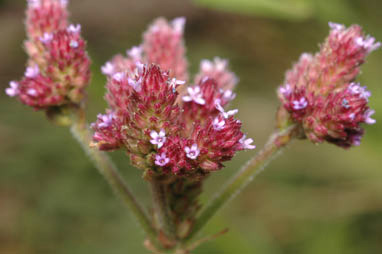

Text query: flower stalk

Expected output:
[187,124,298,241]
[69,107,160,248]
[150,177,177,247]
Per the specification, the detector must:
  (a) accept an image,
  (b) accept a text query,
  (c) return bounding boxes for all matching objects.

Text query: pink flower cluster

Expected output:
[6,0,90,109]
[92,18,254,176]
[278,23,379,148]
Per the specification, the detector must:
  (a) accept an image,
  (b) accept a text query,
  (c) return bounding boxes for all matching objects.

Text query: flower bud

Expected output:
[143,17,188,81]
[195,57,238,92]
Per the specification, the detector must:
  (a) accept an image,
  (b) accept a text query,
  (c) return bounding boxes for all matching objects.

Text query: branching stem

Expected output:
[69,107,160,249]
[186,124,298,242]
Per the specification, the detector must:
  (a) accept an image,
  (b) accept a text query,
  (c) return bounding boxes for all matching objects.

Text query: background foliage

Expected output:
[1,0,381,253]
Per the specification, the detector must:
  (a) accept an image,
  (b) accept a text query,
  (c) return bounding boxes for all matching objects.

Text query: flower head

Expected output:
[277,23,379,148]
[8,0,91,112]
[195,57,238,92]
[143,17,188,81]
[91,18,253,178]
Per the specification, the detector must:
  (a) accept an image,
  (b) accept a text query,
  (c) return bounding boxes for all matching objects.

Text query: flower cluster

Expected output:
[92,17,254,177]
[6,0,90,110]
[278,23,379,148]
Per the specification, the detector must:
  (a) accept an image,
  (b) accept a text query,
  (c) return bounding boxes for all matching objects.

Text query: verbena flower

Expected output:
[277,22,380,148]
[92,17,254,177]
[6,0,90,110]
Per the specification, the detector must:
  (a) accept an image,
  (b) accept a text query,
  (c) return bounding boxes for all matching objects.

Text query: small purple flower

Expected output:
[67,24,81,34]
[127,77,142,92]
[97,113,114,128]
[348,83,371,100]
[182,86,205,105]
[25,65,39,78]
[27,88,38,97]
[364,109,376,125]
[223,90,236,101]
[127,46,143,60]
[40,32,53,44]
[292,97,308,110]
[239,135,256,150]
[5,81,19,97]
[112,72,124,82]
[69,40,79,48]
[279,84,292,97]
[171,17,185,34]
[101,62,115,76]
[150,129,166,148]
[212,117,225,130]
[60,0,68,7]
[328,22,344,31]
[185,144,200,160]
[155,153,170,166]
[168,78,185,90]
[27,0,40,8]
[215,99,238,119]
[355,36,381,53]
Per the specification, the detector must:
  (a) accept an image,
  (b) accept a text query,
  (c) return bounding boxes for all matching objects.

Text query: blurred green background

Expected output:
[1,0,381,253]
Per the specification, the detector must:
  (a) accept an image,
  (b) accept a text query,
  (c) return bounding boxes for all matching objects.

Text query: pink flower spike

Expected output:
[212,117,225,130]
[5,81,19,97]
[25,65,39,78]
[101,62,115,76]
[169,78,185,90]
[155,153,170,167]
[240,135,256,150]
[182,86,205,105]
[185,144,200,160]
[150,129,166,148]
[67,24,81,34]
[292,97,308,110]
[364,109,376,125]
[40,32,53,44]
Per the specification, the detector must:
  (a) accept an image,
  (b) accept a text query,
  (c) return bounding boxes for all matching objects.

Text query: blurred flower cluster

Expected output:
[278,23,380,148]
[92,17,255,178]
[6,0,90,110]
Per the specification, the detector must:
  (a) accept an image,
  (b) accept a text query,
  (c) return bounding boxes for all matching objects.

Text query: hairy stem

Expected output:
[69,108,159,248]
[187,125,298,241]
[150,177,177,245]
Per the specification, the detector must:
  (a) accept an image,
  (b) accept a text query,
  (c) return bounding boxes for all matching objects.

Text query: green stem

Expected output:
[150,177,177,244]
[69,108,159,248]
[187,125,297,241]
